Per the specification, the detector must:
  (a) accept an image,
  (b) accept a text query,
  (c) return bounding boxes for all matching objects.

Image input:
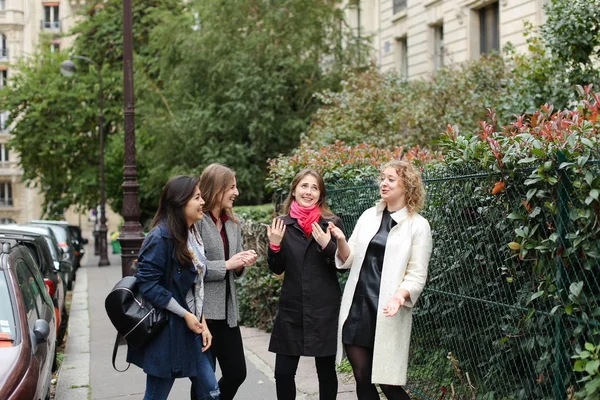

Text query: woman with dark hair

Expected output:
[330,160,432,400]
[190,163,257,400]
[127,175,220,400]
[266,168,344,400]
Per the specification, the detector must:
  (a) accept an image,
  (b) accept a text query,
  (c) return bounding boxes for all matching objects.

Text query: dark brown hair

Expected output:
[199,163,238,223]
[281,169,335,218]
[151,175,200,265]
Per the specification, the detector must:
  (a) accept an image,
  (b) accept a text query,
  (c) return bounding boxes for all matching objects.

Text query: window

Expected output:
[393,0,407,14]
[0,70,6,88]
[16,260,42,325]
[0,33,7,59]
[0,144,9,162]
[433,24,444,71]
[479,2,499,54]
[0,271,17,343]
[43,6,60,30]
[50,43,60,53]
[0,111,8,130]
[0,182,12,207]
[395,37,408,78]
[0,0,5,11]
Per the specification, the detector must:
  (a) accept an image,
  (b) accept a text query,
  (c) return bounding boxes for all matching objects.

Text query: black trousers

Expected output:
[274,353,338,400]
[191,320,247,400]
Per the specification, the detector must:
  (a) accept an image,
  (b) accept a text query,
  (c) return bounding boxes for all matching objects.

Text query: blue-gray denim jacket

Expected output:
[126,223,201,378]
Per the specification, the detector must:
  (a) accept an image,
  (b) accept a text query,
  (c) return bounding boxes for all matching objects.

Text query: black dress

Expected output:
[342,208,396,348]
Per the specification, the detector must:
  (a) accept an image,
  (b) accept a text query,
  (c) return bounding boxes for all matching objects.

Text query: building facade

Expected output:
[345,0,548,79]
[0,0,82,223]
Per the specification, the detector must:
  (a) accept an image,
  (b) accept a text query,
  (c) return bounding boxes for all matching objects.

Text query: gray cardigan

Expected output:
[195,216,245,327]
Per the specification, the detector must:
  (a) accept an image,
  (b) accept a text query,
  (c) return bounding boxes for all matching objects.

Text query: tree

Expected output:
[0,50,123,215]
[139,0,364,204]
[506,0,600,112]
[0,0,182,219]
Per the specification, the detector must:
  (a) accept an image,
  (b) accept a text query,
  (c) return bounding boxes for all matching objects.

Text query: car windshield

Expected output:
[69,227,82,241]
[43,237,59,262]
[0,270,16,345]
[45,225,68,246]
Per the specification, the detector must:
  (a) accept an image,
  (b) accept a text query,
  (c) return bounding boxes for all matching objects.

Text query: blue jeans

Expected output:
[143,335,220,400]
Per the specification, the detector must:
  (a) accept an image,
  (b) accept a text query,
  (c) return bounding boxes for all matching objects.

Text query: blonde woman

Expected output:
[329,160,432,400]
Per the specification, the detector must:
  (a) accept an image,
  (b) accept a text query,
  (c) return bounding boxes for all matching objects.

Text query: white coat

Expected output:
[335,202,432,386]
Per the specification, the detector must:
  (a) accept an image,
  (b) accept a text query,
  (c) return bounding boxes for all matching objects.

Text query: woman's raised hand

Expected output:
[267,218,286,246]
[311,222,331,249]
[328,222,346,242]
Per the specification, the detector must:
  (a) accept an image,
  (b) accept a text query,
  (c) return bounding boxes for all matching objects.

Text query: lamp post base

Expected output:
[98,226,110,266]
[118,232,145,277]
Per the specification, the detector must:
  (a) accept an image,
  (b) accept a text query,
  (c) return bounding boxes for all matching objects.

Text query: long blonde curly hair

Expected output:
[380,160,425,214]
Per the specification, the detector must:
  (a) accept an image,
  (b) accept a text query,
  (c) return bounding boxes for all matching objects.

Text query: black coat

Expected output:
[267,215,343,357]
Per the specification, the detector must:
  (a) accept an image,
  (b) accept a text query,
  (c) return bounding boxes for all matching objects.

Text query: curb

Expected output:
[55,267,91,400]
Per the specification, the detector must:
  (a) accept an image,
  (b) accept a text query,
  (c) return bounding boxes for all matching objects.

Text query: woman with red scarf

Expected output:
[267,168,344,400]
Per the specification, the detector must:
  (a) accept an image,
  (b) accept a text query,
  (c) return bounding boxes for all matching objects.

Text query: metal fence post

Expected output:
[552,150,569,400]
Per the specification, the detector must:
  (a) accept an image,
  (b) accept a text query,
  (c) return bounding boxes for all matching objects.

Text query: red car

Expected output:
[0,239,57,400]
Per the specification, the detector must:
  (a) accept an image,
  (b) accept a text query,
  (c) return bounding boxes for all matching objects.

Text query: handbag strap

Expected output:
[112,333,130,372]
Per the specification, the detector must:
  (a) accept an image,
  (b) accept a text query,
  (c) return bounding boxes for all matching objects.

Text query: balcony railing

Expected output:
[0,199,14,207]
[393,0,407,14]
[41,20,60,30]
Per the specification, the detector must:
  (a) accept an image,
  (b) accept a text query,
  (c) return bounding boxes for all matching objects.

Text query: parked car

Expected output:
[0,225,74,291]
[67,225,87,268]
[0,230,68,345]
[0,238,57,400]
[27,222,77,270]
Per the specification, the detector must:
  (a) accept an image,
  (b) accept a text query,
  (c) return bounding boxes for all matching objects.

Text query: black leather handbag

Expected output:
[105,263,174,371]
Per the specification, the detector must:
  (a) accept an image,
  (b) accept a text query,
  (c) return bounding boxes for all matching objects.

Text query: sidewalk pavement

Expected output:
[55,247,357,400]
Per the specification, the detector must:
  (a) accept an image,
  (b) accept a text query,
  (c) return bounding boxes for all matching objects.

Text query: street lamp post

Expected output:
[60,56,110,267]
[118,0,145,277]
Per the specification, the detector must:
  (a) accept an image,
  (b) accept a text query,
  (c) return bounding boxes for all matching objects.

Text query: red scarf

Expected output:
[290,200,321,237]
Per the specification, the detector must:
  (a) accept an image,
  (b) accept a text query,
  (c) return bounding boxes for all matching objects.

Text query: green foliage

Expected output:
[305,89,600,398]
[423,90,599,398]
[300,56,512,150]
[573,342,600,399]
[0,0,182,218]
[542,0,600,92]
[266,141,441,194]
[234,204,274,223]
[336,357,352,374]
[137,0,365,205]
[237,216,281,331]
[505,0,600,114]
[0,50,122,215]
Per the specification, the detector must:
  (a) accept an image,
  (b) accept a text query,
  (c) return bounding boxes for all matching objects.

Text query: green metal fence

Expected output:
[325,160,600,400]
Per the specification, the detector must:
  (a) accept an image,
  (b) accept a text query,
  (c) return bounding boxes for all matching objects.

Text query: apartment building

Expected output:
[345,0,548,79]
[0,0,82,223]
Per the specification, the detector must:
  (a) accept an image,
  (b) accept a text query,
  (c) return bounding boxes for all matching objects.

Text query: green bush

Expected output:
[301,90,600,399]
[299,55,514,150]
[237,207,281,331]
[266,141,441,194]
[234,204,274,222]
